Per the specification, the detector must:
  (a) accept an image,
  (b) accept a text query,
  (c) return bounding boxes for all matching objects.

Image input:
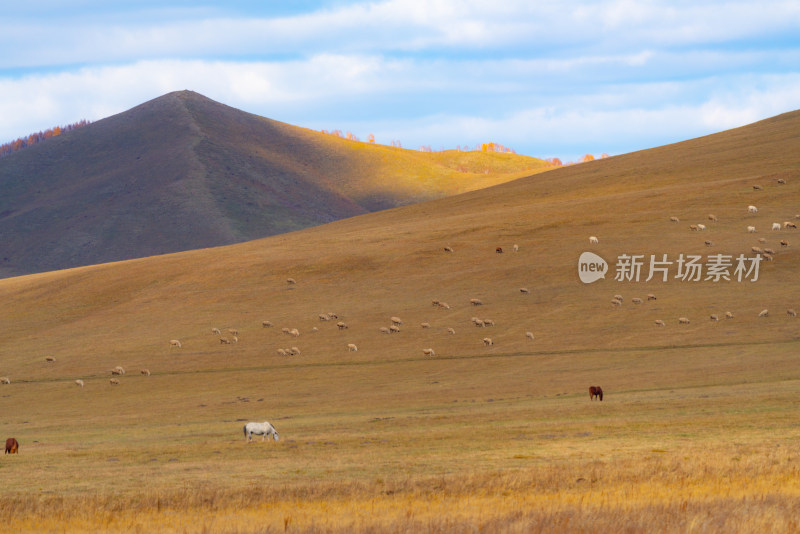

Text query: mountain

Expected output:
[0,90,549,278]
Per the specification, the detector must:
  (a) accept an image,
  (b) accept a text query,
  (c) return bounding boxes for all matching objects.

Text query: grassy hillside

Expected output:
[0,90,549,278]
[1,110,800,532]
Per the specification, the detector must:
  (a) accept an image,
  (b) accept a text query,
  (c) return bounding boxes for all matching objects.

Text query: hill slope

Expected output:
[0,90,548,278]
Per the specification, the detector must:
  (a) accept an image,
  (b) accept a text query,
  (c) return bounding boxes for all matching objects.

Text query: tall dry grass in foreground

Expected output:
[4,443,799,533]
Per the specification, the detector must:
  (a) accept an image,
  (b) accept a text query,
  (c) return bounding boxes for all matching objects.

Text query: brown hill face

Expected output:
[0,90,547,277]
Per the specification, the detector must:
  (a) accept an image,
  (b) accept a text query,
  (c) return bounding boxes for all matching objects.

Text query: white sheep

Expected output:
[289,328,300,337]
[704,240,714,247]
[513,244,519,252]
[109,378,120,385]
[444,246,454,253]
[781,240,789,247]
[654,320,666,327]
[758,309,769,317]
[611,299,622,307]
[763,253,773,261]
[290,347,301,355]
[211,328,221,335]
[170,339,182,348]
[708,214,718,222]
[670,216,680,222]
[697,224,706,231]
[483,337,493,346]
[286,278,297,285]
[281,327,290,334]
[319,313,331,321]
[753,185,763,191]
[784,222,798,229]
[473,318,486,327]
[75,379,84,387]
[525,331,535,340]
[262,321,273,328]
[337,322,348,330]
[422,348,435,357]
[1,377,10,384]
[772,222,781,231]
[220,337,231,344]
[632,298,643,304]
[277,348,287,356]
[45,356,56,362]
[758,237,767,243]
[710,314,719,321]
[520,288,530,294]
[788,309,797,317]
[647,294,657,301]
[483,319,495,327]
[764,248,775,255]
[747,226,756,233]
[469,298,483,306]
[347,343,358,352]
[689,225,698,231]
[778,178,787,184]
[678,317,690,324]
[421,322,431,329]
[141,369,151,376]
[228,328,239,336]
[389,325,401,333]
[748,205,758,214]
[589,236,599,244]
[438,302,451,309]
[725,311,734,319]
[614,294,623,302]
[751,246,764,254]
[379,327,391,334]
[447,328,456,335]
[232,336,239,343]
[390,316,403,326]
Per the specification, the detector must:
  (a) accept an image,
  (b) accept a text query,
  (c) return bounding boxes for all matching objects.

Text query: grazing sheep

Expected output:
[432,300,441,307]
[613,294,623,302]
[109,378,120,385]
[0,377,10,384]
[752,246,764,254]
[290,347,301,355]
[772,222,782,231]
[763,253,773,261]
[112,366,126,375]
[654,320,666,327]
[262,321,273,328]
[788,309,797,317]
[473,319,486,327]
[312,327,318,333]
[778,178,786,184]
[689,225,698,231]
[764,248,775,255]
[75,379,84,387]
[421,322,431,329]
[758,237,767,243]
[758,309,769,317]
[483,319,495,327]
[220,338,231,344]
[710,314,719,321]
[211,328,221,335]
[631,298,643,304]
[748,205,758,214]
[470,298,483,306]
[781,240,789,247]
[483,337,493,346]
[784,222,798,229]
[390,317,403,326]
[708,214,718,222]
[670,216,680,222]
[589,236,599,244]
[141,369,151,376]
[228,329,239,336]
[437,302,451,309]
[347,343,358,352]
[725,311,734,319]
[678,317,690,324]
[444,246,454,253]
[389,325,401,333]
[379,327,391,334]
[422,348,435,357]
[170,339,182,348]
[337,322,348,330]
[697,224,706,231]
[704,240,714,247]
[496,247,503,253]
[525,332,535,340]
[513,244,519,252]
[447,328,456,335]
[647,294,657,301]
[520,288,530,294]
[281,327,290,334]
[277,348,287,356]
[611,299,622,307]
[232,336,239,343]
[753,185,763,190]
[319,313,331,321]
[289,328,300,337]
[286,278,297,285]
[747,226,756,233]
[45,356,56,362]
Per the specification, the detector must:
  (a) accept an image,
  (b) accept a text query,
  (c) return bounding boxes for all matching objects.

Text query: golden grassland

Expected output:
[2,111,800,531]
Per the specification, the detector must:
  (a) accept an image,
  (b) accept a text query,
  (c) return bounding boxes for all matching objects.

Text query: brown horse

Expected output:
[5,437,18,454]
[589,386,603,401]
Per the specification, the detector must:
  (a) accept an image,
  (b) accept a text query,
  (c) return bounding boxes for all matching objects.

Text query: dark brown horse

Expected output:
[589,386,603,401]
[5,437,18,454]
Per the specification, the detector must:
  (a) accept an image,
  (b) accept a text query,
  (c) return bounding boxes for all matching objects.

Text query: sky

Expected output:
[2,0,800,162]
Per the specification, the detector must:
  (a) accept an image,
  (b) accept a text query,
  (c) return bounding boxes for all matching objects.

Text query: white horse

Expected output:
[243,421,279,442]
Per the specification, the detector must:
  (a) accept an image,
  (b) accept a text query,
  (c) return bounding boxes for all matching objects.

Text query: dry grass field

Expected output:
[2,110,800,532]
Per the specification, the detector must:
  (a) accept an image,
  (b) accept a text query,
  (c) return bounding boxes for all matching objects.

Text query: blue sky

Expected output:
[2,1,800,162]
